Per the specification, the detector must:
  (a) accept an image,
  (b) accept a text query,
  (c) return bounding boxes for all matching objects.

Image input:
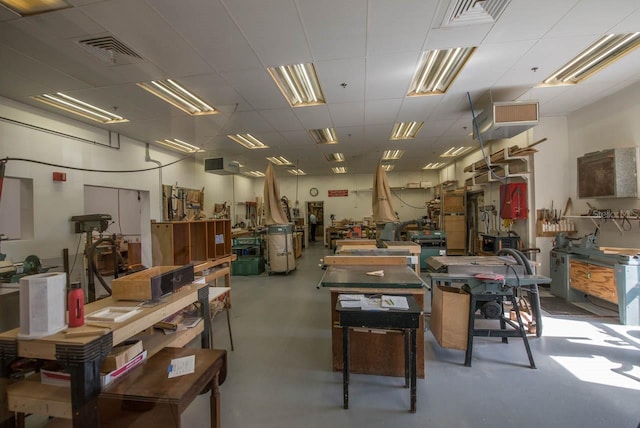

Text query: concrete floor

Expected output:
[29,243,640,427]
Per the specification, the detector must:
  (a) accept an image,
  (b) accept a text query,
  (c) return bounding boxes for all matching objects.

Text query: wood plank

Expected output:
[599,246,640,256]
[323,256,408,266]
[569,260,617,303]
[334,239,377,246]
[7,376,72,419]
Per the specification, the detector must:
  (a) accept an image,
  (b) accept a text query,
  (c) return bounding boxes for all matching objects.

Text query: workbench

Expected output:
[319,262,426,378]
[0,280,214,427]
[337,295,422,412]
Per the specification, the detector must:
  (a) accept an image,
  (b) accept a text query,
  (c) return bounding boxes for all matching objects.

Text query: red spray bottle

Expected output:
[68,282,85,327]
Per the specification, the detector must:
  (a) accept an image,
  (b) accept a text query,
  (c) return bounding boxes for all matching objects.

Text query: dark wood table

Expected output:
[336,296,422,412]
[320,265,426,378]
[98,347,227,428]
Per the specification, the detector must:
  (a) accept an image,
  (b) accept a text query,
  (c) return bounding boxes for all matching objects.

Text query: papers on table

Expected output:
[339,294,409,311]
[381,295,409,310]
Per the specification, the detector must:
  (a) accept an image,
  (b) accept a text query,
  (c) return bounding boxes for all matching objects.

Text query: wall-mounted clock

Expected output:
[309,187,319,197]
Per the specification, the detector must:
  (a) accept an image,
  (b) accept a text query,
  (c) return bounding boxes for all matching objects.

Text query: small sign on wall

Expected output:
[328,189,348,197]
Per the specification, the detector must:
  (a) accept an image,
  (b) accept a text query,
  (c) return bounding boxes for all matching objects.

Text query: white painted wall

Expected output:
[0,97,245,268]
[566,81,640,249]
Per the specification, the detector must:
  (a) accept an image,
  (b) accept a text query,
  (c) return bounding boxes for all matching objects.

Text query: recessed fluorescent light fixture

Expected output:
[288,169,306,176]
[308,128,337,144]
[441,146,473,157]
[332,166,347,174]
[422,162,447,169]
[266,156,293,166]
[246,171,265,177]
[390,122,424,140]
[0,0,70,15]
[32,93,128,124]
[267,63,325,107]
[324,153,345,162]
[137,79,217,116]
[408,47,475,96]
[228,134,269,149]
[382,164,395,172]
[542,33,640,86]
[382,150,405,160]
[155,138,203,154]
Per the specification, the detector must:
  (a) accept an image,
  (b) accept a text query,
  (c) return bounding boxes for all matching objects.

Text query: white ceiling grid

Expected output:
[0,0,639,175]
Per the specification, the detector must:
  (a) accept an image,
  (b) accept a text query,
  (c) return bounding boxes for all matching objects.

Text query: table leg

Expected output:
[210,373,221,428]
[510,296,536,369]
[342,326,349,409]
[464,294,476,367]
[500,300,508,344]
[403,329,410,388]
[57,335,111,428]
[410,328,417,413]
[199,286,212,349]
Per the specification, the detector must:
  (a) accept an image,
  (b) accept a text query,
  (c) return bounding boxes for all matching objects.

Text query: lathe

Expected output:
[550,232,639,325]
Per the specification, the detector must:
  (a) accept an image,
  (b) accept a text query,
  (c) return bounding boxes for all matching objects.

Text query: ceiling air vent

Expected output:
[473,101,539,142]
[442,0,510,27]
[77,35,143,65]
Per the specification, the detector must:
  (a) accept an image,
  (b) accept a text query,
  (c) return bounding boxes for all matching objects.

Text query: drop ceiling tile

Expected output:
[81,0,212,76]
[0,45,90,94]
[222,110,276,134]
[222,68,289,110]
[292,105,332,129]
[486,0,579,43]
[367,0,435,54]
[258,108,304,132]
[298,0,366,61]
[425,24,493,51]
[366,51,418,100]
[328,102,364,128]
[546,0,640,38]
[396,96,441,121]
[364,99,403,126]
[222,0,311,66]
[316,58,366,104]
[422,118,456,138]
[147,0,263,73]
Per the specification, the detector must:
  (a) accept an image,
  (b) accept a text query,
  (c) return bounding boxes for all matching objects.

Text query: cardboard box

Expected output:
[101,350,147,387]
[430,285,470,350]
[41,365,70,387]
[101,340,144,373]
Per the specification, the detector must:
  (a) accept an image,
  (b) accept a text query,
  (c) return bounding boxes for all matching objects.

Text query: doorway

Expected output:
[466,190,484,255]
[306,201,324,244]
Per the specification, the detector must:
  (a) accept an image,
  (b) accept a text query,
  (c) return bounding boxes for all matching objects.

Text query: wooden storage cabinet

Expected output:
[151,220,231,266]
[569,259,617,304]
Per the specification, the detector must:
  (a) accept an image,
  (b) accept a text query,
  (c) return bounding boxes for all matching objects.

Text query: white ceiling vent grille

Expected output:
[442,0,510,27]
[77,35,143,65]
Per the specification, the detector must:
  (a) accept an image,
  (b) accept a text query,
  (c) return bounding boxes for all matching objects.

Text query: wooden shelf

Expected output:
[7,375,72,420]
[151,219,231,266]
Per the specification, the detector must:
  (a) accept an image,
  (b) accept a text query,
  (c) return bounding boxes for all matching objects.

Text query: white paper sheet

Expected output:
[167,355,195,378]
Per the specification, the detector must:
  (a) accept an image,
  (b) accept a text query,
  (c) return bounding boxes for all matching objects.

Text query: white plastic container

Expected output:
[18,272,67,339]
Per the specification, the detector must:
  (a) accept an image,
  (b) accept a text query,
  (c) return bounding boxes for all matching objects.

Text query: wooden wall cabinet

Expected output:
[151,220,231,266]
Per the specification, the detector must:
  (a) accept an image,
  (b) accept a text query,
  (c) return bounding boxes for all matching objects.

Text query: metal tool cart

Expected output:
[266,224,296,275]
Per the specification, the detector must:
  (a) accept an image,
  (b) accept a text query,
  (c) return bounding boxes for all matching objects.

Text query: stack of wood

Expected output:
[464,144,539,173]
